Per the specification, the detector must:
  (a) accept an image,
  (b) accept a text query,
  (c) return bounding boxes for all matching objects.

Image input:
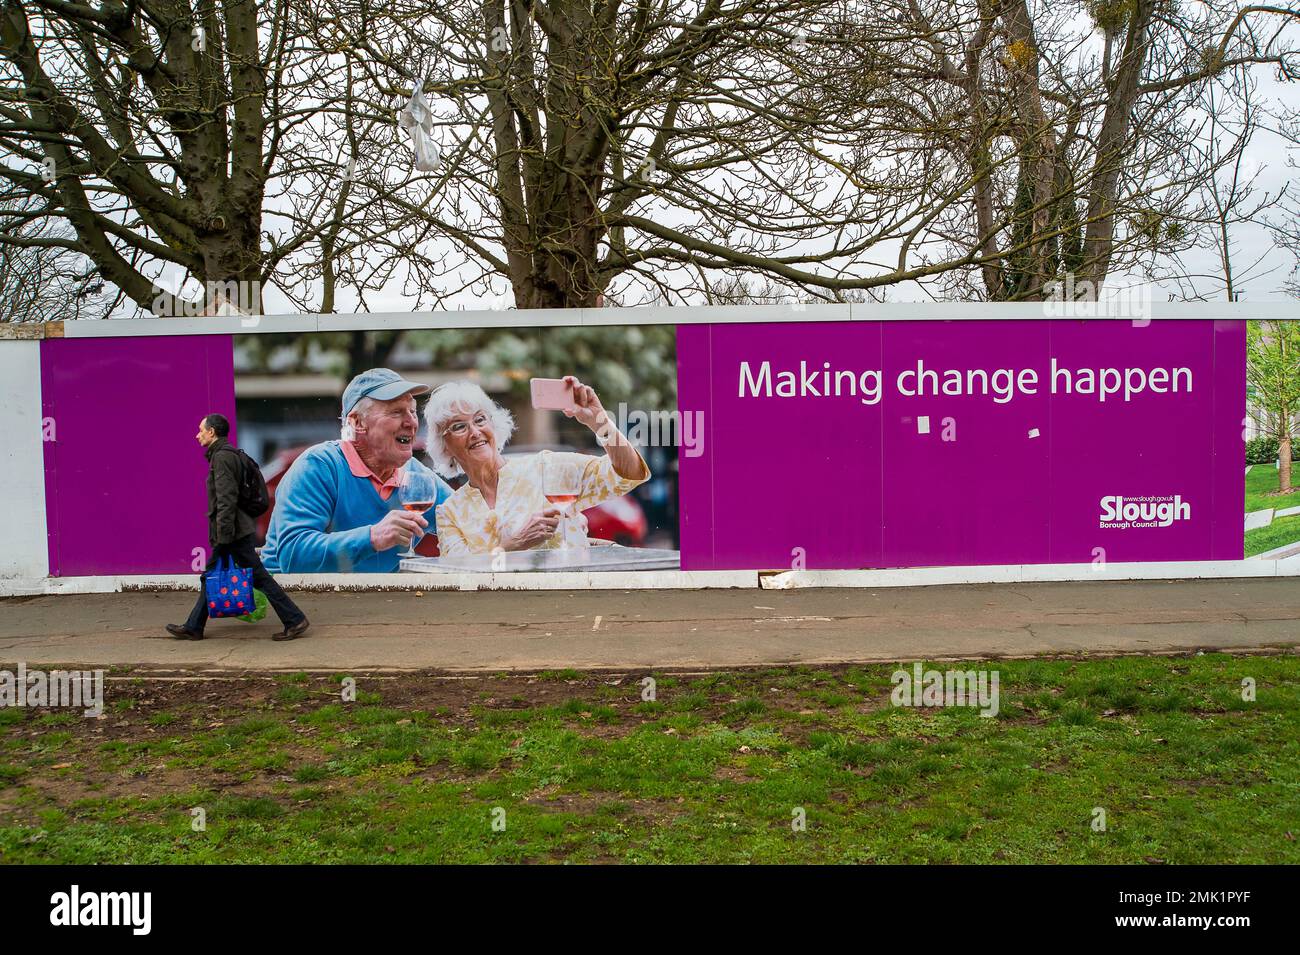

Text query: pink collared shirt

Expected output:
[340,440,402,501]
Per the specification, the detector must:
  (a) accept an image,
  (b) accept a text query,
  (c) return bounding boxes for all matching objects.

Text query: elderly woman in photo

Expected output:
[428,378,650,556]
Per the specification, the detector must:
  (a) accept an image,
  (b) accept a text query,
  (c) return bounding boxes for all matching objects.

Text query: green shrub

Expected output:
[1246,436,1279,465]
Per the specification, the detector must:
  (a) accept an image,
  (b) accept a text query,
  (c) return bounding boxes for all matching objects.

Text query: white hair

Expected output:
[423,381,515,477]
[340,396,378,441]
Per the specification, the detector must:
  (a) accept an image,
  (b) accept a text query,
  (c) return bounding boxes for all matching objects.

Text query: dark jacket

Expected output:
[206,438,258,548]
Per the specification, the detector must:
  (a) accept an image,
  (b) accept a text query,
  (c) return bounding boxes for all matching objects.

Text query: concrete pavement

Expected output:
[1,578,1297,670]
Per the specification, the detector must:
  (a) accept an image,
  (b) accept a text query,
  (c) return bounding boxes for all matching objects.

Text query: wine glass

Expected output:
[397,466,437,558]
[542,453,582,548]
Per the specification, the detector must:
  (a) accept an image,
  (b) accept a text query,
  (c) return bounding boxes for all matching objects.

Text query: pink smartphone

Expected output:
[530,377,576,412]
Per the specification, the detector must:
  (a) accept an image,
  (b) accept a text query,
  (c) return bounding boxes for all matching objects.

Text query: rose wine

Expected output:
[402,501,435,512]
[545,493,579,510]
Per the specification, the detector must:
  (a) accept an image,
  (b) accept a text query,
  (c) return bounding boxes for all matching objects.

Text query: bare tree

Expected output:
[321,0,993,308]
[1271,105,1300,296]
[867,0,1300,301]
[3,0,1296,315]
[0,187,114,320]
[1160,65,1284,301]
[0,0,449,316]
[361,0,1297,306]
[2,0,268,312]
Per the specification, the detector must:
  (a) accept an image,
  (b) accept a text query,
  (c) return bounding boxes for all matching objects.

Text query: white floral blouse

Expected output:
[435,449,649,556]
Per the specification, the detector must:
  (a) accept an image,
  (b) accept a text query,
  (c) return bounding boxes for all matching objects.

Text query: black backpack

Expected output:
[220,447,271,517]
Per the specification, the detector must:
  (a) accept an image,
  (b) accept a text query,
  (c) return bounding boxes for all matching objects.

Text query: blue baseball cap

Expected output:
[341,368,430,417]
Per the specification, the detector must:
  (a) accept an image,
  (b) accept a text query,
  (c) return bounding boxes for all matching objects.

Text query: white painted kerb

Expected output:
[1,559,1296,597]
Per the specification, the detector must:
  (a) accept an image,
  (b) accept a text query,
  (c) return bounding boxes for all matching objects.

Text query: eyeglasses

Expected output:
[442,413,490,438]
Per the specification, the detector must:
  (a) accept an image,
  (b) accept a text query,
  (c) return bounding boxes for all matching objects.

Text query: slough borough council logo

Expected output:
[1099,495,1191,529]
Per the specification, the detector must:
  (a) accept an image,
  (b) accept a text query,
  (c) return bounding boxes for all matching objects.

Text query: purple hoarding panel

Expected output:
[677,322,885,570]
[678,320,1245,571]
[41,336,236,576]
[881,321,1052,567]
[1044,320,1219,563]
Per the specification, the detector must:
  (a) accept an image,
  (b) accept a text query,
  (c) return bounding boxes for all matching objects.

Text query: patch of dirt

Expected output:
[712,764,761,783]
[522,788,611,815]
[522,785,687,827]
[49,665,899,742]
[0,759,335,828]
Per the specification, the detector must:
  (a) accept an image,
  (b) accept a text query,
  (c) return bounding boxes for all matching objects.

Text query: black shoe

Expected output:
[166,623,204,641]
[273,618,310,642]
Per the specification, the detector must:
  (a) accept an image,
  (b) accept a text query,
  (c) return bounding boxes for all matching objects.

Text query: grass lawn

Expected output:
[1244,464,1300,556]
[1245,463,1300,515]
[1246,514,1300,557]
[1,655,1296,864]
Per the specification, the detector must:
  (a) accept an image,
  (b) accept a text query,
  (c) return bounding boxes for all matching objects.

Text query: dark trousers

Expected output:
[185,535,305,634]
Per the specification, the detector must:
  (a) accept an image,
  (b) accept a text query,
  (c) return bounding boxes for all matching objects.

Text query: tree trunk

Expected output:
[516,178,605,309]
[1001,0,1060,298]
[1078,0,1157,290]
[1281,433,1294,496]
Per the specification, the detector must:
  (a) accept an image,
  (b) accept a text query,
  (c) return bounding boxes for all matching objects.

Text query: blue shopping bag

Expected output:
[204,555,256,618]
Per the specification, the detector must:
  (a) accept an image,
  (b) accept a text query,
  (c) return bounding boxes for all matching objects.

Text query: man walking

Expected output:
[166,414,310,641]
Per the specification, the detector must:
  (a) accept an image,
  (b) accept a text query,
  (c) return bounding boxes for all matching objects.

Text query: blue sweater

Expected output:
[260,442,453,573]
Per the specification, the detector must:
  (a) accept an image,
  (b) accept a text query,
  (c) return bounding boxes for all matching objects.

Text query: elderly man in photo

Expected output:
[260,369,454,573]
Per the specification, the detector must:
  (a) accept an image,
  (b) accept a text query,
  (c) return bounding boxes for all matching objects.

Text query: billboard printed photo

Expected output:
[235,324,681,574]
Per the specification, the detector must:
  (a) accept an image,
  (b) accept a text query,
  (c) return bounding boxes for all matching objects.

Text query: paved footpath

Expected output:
[0,578,1296,671]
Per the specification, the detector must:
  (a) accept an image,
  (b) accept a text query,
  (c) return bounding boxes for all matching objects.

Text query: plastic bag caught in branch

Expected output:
[398,77,443,173]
